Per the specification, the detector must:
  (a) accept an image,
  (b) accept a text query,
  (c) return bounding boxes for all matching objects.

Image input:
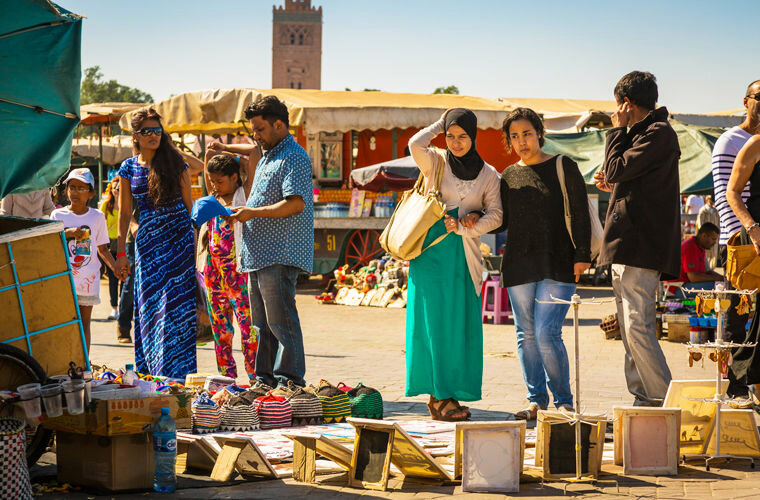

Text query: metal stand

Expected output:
[537,293,614,483]
[681,283,757,470]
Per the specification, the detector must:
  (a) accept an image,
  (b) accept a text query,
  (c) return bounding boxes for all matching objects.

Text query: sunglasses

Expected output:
[747,93,760,101]
[137,126,163,136]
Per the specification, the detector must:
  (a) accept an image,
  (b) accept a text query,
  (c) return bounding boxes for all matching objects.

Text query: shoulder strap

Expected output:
[555,155,576,248]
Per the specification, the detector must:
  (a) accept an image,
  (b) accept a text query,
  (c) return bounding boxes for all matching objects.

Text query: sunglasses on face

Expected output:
[747,93,760,101]
[137,126,163,136]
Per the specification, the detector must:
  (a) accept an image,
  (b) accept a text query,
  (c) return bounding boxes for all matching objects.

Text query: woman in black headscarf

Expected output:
[405,109,503,421]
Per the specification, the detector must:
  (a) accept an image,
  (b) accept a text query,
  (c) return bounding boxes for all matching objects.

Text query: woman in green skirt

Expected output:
[406,109,503,421]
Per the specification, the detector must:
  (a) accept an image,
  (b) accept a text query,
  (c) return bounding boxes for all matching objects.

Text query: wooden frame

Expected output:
[612,407,681,475]
[454,421,526,479]
[176,434,218,474]
[210,436,278,482]
[284,432,353,483]
[703,409,760,457]
[455,421,525,493]
[536,411,605,480]
[347,418,452,491]
[347,419,395,490]
[663,379,728,454]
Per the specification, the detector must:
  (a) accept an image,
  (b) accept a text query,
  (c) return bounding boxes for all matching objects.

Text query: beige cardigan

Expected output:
[408,118,503,295]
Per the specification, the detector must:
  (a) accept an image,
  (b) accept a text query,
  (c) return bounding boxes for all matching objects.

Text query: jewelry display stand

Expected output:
[536,294,618,493]
[681,283,757,471]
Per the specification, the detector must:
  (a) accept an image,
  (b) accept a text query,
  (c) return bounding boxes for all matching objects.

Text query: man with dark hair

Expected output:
[680,222,722,289]
[229,95,313,388]
[594,71,681,407]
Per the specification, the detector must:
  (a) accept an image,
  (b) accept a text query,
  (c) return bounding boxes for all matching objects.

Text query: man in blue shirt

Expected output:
[228,96,314,388]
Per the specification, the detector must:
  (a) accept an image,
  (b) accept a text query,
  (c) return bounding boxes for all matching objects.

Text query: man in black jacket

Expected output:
[594,71,681,406]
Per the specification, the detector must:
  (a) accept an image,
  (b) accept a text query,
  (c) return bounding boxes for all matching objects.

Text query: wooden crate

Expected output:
[613,406,680,475]
[0,216,86,378]
[536,410,606,480]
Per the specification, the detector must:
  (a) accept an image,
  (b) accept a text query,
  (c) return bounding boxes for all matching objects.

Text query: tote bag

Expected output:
[556,155,604,259]
[379,153,448,260]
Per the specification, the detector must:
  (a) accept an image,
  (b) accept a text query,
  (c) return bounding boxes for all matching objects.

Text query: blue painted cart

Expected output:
[0,215,88,382]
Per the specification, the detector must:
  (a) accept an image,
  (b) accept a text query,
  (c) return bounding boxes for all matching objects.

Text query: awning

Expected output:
[543,122,723,194]
[119,89,513,136]
[349,156,419,192]
[80,102,145,125]
[0,0,83,197]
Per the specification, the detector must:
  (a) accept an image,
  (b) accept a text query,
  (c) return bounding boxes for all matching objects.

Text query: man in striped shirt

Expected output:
[711,79,760,399]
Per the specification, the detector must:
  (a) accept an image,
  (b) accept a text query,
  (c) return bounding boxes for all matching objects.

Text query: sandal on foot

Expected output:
[427,397,470,422]
[558,405,575,413]
[514,402,544,421]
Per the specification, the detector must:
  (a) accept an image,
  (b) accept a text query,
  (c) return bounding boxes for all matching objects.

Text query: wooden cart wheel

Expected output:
[0,343,54,467]
[344,229,384,272]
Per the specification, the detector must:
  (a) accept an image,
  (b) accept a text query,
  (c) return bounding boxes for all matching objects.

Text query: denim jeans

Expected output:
[117,241,136,331]
[507,279,575,408]
[248,264,306,388]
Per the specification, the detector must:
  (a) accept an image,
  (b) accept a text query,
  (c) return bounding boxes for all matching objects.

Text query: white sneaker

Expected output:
[107,308,118,320]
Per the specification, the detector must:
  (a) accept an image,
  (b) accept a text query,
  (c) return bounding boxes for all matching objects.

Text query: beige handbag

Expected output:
[379,153,448,260]
[555,155,604,259]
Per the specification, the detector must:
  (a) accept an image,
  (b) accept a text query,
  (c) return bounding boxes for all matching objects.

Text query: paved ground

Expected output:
[31,279,760,498]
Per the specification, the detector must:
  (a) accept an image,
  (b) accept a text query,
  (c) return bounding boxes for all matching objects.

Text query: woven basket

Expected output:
[288,387,324,426]
[315,380,351,423]
[191,392,221,434]
[347,383,384,419]
[254,394,293,429]
[0,417,32,500]
[219,396,260,431]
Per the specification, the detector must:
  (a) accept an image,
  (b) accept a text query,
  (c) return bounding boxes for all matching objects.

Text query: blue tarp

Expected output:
[0,0,82,197]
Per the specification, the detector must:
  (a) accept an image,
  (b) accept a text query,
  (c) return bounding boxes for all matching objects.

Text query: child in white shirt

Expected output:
[51,168,118,351]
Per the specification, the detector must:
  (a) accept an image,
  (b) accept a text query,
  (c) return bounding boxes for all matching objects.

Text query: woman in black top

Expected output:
[493,108,591,420]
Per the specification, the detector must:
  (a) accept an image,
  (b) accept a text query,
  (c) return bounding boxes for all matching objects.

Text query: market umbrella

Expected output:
[349,156,420,192]
[0,0,82,198]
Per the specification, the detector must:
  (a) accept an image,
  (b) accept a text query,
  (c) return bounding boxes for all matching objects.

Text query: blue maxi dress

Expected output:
[119,157,197,379]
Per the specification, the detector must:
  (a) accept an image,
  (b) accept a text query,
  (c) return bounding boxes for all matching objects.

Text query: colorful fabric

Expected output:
[240,134,314,273]
[119,156,196,379]
[219,402,260,431]
[254,394,293,429]
[288,387,324,426]
[406,208,483,402]
[204,214,257,380]
[99,200,119,240]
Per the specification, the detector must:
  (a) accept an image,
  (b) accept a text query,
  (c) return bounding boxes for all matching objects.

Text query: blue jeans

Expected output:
[507,279,575,408]
[248,264,306,388]
[117,241,136,331]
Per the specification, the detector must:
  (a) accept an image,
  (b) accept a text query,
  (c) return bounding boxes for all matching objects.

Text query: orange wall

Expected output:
[294,125,519,181]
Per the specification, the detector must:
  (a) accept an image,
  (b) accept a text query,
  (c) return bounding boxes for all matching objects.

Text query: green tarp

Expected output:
[544,122,724,194]
[0,0,82,198]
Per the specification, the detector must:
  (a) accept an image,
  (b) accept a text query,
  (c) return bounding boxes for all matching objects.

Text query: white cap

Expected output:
[64,168,95,189]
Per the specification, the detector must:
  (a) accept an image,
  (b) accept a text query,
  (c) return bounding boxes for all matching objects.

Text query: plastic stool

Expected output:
[482,278,512,324]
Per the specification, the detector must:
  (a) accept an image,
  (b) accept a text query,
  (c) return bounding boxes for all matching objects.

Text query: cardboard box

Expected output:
[57,431,154,491]
[42,393,192,436]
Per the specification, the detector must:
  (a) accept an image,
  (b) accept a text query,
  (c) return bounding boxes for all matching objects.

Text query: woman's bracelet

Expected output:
[116,252,126,259]
[747,222,760,233]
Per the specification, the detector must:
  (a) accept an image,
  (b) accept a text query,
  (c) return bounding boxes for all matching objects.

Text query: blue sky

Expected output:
[65,0,759,114]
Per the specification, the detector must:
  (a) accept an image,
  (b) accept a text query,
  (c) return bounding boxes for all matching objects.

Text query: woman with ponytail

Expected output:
[115,108,197,379]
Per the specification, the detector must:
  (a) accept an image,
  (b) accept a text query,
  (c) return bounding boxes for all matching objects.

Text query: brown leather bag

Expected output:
[726,230,760,290]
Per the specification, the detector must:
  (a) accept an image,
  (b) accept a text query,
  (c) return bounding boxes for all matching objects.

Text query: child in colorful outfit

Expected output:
[51,168,118,352]
[203,153,257,381]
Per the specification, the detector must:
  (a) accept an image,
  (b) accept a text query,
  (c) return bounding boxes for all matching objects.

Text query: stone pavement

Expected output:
[33,279,760,498]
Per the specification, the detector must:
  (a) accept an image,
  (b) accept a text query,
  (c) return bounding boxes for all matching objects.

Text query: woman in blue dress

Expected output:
[115,108,197,379]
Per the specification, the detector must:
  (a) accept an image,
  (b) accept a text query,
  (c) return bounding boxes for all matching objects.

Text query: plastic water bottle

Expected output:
[123,364,137,385]
[153,407,177,493]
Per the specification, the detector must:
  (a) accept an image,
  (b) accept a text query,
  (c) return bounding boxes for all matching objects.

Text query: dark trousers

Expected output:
[117,241,136,332]
[105,248,119,308]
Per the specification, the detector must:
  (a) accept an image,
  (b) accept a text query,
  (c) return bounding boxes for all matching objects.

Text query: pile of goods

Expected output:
[183,375,383,435]
[316,257,408,308]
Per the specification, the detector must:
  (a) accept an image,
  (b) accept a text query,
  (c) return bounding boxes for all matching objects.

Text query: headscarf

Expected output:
[444,108,485,180]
